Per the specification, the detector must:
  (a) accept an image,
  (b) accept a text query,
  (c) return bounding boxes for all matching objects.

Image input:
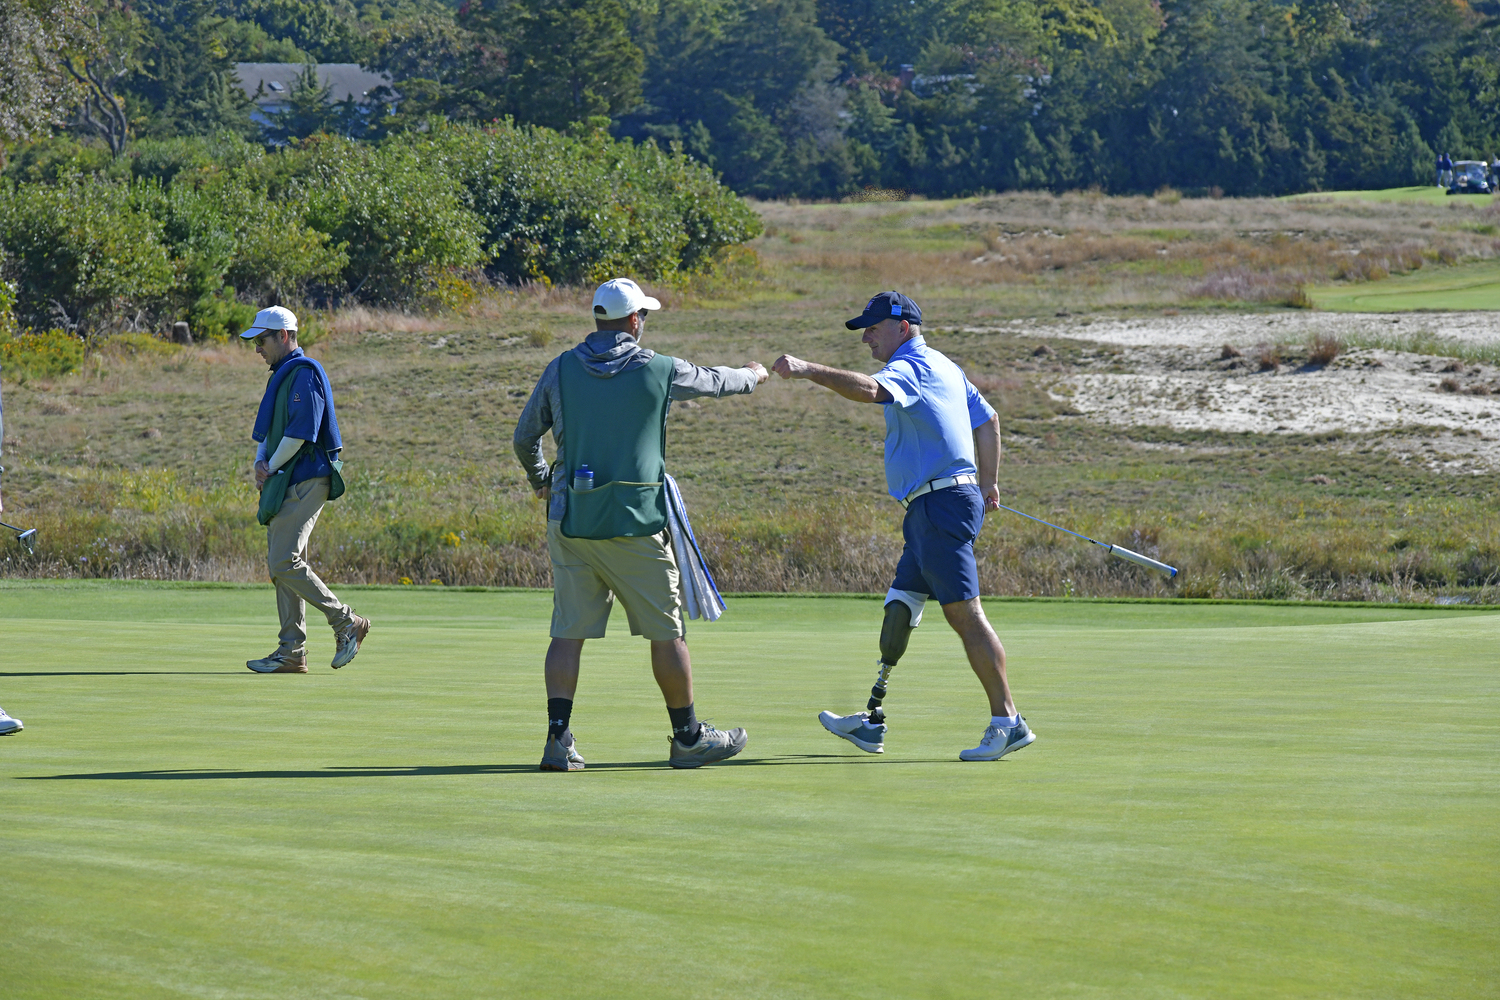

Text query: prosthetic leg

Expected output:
[866,600,914,725]
[818,597,919,753]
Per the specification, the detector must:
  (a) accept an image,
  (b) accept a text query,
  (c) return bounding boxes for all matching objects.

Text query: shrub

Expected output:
[423,121,761,284]
[421,273,482,312]
[188,294,260,342]
[97,332,179,357]
[1253,342,1281,370]
[0,328,85,380]
[125,134,266,185]
[151,174,348,309]
[2,137,121,185]
[0,126,762,319]
[1308,332,1340,365]
[0,275,17,339]
[0,176,175,334]
[297,135,487,303]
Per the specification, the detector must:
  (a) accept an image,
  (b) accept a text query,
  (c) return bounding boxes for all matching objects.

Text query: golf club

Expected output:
[0,519,37,555]
[994,503,1178,577]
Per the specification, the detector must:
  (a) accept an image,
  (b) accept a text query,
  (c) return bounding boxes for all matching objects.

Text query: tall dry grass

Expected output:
[753,192,1494,310]
[3,466,1496,604]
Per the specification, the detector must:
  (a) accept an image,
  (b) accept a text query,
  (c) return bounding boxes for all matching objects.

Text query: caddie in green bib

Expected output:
[511,277,769,771]
[557,350,673,539]
[242,308,370,675]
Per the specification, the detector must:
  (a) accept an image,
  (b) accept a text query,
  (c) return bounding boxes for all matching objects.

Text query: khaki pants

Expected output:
[547,520,684,640]
[267,476,350,655]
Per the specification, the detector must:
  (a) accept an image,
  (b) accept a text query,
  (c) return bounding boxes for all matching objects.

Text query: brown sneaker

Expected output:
[331,613,371,669]
[247,650,308,673]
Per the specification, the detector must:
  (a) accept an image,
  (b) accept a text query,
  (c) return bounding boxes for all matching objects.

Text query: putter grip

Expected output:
[1108,545,1179,577]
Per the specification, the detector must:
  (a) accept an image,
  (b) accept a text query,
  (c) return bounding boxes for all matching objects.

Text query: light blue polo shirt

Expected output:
[871,334,997,500]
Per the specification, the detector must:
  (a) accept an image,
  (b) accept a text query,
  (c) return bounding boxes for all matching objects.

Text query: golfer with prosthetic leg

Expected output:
[243,307,370,674]
[514,278,767,770]
[773,291,1034,761]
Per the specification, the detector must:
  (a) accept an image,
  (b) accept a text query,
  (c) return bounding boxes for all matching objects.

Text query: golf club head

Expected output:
[15,528,36,554]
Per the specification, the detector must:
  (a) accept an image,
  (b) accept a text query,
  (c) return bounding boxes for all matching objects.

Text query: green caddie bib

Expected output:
[256,367,345,526]
[557,349,673,540]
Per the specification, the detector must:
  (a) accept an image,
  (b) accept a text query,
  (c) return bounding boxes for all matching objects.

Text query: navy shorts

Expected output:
[889,483,984,616]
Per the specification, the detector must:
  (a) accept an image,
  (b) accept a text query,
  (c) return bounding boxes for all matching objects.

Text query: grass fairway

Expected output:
[1,583,1495,998]
[1285,185,1471,205]
[1307,259,1500,311]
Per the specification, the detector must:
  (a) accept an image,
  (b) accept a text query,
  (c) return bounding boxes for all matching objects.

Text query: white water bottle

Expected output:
[572,465,594,491]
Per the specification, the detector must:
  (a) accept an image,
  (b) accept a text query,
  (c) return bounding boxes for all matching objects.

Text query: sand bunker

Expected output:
[1029,310,1500,352]
[977,311,1500,470]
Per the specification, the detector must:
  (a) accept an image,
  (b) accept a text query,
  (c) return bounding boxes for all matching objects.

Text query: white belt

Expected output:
[900,474,978,509]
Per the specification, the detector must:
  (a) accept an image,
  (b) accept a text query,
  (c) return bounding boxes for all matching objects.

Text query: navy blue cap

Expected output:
[845,291,922,330]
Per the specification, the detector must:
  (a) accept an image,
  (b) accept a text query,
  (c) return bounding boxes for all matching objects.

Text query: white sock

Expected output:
[992,714,1020,729]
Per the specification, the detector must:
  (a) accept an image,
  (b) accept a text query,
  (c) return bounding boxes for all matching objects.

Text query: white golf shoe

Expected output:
[958,718,1036,761]
[818,710,885,753]
[0,706,23,735]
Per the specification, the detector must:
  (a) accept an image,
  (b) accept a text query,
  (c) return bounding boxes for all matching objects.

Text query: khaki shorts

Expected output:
[547,520,684,641]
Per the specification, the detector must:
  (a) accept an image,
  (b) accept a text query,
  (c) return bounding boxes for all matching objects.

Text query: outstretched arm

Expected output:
[772,354,892,403]
[671,360,768,399]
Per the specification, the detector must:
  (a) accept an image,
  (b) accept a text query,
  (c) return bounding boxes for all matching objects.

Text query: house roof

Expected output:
[233,63,394,105]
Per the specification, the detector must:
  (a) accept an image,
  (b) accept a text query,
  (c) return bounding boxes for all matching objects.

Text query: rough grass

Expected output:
[753,191,1497,314]
[3,193,1499,600]
[3,334,1496,602]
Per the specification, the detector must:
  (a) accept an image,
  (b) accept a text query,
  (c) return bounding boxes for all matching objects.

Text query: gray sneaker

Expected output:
[540,731,586,772]
[959,717,1036,761]
[246,650,308,673]
[668,722,748,769]
[331,614,371,669]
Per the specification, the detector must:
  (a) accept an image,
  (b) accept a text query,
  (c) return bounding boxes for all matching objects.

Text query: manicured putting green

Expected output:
[1306,259,1500,311]
[1,582,1495,999]
[1284,185,1484,205]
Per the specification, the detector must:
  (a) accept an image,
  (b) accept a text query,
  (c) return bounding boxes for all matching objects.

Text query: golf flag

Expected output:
[664,474,725,622]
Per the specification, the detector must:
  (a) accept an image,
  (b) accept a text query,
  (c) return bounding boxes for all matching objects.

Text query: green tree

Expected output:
[261,64,340,142]
[118,1,257,139]
[0,0,89,147]
[462,0,644,130]
[218,0,369,63]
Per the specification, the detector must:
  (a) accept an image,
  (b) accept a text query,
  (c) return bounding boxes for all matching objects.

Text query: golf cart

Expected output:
[1446,160,1492,195]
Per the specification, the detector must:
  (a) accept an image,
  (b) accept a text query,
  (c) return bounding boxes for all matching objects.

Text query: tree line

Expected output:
[0,0,1496,199]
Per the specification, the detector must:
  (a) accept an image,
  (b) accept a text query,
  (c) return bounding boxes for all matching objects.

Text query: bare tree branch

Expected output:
[53,3,136,156]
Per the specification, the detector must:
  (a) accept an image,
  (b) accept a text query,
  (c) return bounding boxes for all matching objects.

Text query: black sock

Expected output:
[668,703,700,745]
[547,698,573,740]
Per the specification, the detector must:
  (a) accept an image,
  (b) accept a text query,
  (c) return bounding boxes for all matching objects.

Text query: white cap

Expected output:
[592,278,661,320]
[239,305,299,339]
